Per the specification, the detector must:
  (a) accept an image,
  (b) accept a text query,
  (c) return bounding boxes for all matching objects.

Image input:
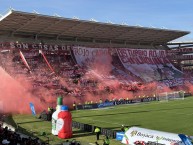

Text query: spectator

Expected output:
[0,123,44,145]
[73,102,76,110]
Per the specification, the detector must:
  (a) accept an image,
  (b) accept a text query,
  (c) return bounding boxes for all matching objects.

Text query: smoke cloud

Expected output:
[1,47,193,115]
[0,67,47,114]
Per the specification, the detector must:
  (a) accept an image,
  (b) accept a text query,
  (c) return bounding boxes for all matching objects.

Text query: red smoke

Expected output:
[1,47,193,116]
[0,67,47,114]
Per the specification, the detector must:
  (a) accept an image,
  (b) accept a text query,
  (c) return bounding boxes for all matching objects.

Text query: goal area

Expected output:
[157,91,185,102]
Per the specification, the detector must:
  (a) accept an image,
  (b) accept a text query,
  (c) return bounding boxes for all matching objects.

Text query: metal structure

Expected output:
[0,10,190,47]
[167,41,193,49]
[167,42,193,71]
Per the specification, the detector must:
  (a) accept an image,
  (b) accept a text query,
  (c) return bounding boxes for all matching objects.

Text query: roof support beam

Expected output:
[167,42,193,45]
[162,44,170,49]
[0,11,189,45]
[169,44,193,49]
[115,29,148,40]
[37,19,64,35]
[56,22,83,38]
[79,24,102,37]
[109,40,112,44]
[113,30,132,39]
[34,34,38,40]
[124,41,127,46]
[12,15,39,33]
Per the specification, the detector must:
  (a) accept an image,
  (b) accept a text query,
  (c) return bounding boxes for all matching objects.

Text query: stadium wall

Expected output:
[0,35,165,49]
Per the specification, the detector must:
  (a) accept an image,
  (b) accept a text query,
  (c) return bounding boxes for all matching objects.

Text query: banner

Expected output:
[117,48,182,82]
[122,127,184,145]
[160,78,193,87]
[72,46,110,66]
[168,55,193,60]
[98,102,114,108]
[76,104,99,110]
[167,48,193,54]
[9,42,71,52]
[178,134,192,145]
[76,98,157,110]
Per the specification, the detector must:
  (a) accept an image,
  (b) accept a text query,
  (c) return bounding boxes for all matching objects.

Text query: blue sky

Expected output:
[0,0,193,41]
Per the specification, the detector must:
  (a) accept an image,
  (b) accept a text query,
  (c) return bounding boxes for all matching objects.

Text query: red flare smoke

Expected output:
[39,50,55,73]
[19,50,31,70]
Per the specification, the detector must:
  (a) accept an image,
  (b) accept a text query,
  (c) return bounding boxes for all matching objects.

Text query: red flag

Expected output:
[19,50,31,70]
[39,50,55,73]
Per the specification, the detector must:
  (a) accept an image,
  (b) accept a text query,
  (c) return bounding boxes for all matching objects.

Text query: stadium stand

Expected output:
[0,10,193,145]
[0,120,45,145]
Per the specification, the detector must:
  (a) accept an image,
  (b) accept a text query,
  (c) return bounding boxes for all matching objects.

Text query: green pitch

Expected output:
[11,96,193,145]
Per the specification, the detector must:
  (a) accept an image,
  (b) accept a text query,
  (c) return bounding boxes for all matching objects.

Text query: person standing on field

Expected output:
[94,127,101,140]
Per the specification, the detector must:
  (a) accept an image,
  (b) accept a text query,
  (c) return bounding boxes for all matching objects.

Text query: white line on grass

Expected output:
[79,118,122,126]
[77,110,193,129]
[74,98,193,126]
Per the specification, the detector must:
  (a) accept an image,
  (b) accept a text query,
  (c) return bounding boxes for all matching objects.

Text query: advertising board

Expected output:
[122,127,185,145]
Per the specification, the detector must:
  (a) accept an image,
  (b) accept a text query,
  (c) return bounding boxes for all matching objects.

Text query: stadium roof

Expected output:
[0,10,190,46]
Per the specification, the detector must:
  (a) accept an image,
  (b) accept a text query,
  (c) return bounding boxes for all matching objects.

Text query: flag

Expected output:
[19,50,31,70]
[29,103,36,116]
[39,50,55,73]
[178,134,192,145]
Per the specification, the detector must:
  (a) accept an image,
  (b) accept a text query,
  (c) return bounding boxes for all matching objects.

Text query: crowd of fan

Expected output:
[1,48,187,103]
[0,50,146,100]
[0,123,46,145]
[183,69,193,78]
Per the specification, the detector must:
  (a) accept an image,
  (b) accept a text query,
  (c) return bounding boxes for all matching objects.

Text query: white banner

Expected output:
[72,46,140,84]
[160,77,193,87]
[122,127,184,145]
[72,46,110,66]
[117,48,182,82]
[167,48,193,54]
[168,55,193,60]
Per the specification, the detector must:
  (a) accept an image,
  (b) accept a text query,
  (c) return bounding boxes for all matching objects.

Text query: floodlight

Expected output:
[121,22,128,26]
[33,10,39,14]
[73,16,79,20]
[9,7,14,11]
[90,18,97,22]
[54,13,61,17]
[150,25,155,28]
[107,21,113,24]
[136,24,142,27]
[161,26,167,29]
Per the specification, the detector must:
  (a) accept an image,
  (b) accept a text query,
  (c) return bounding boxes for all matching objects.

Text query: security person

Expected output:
[121,125,129,132]
[103,135,110,145]
[94,127,100,140]
[48,106,51,113]
[99,99,102,104]
[124,126,129,132]
[73,102,76,110]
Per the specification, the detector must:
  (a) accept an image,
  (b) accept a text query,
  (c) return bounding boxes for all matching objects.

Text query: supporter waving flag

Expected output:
[19,50,31,71]
[39,50,55,73]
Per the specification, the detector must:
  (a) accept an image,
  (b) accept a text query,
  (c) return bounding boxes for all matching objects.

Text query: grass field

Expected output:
[10,96,193,145]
